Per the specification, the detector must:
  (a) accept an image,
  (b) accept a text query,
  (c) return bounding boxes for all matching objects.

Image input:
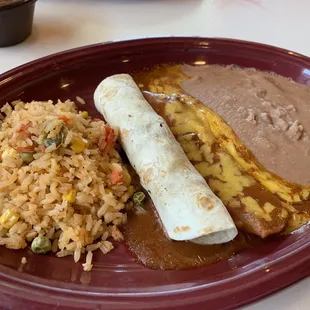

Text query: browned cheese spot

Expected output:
[202,226,215,234]
[173,226,191,234]
[141,167,154,185]
[198,195,215,211]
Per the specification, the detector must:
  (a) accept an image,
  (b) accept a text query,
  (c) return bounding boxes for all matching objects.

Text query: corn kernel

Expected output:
[0,209,19,229]
[70,136,86,153]
[2,148,18,159]
[122,170,132,186]
[63,189,77,203]
[128,185,134,197]
[105,188,112,194]
[82,138,89,148]
[81,111,88,119]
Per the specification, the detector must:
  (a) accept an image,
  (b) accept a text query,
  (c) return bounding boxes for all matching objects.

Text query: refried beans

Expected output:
[181,65,310,186]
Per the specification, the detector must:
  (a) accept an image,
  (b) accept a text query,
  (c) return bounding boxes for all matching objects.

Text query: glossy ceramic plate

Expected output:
[0,37,309,310]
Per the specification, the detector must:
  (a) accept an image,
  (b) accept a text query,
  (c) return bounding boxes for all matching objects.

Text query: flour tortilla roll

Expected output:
[94,74,237,244]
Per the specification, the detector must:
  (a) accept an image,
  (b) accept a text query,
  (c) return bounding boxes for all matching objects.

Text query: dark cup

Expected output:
[0,0,37,47]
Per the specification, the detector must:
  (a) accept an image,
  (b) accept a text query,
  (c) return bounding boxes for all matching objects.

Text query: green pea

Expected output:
[31,236,52,254]
[20,152,34,164]
[133,191,146,206]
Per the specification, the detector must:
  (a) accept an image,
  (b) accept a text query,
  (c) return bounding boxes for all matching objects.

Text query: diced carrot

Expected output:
[25,132,34,139]
[16,121,35,138]
[110,170,122,185]
[58,115,70,124]
[16,122,37,140]
[105,127,115,152]
[16,146,35,153]
[98,126,116,153]
[38,145,46,152]
[16,122,32,133]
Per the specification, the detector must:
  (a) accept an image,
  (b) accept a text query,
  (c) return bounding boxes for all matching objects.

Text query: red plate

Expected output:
[0,37,309,310]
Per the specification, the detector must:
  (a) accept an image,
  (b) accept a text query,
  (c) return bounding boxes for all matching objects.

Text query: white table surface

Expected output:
[0,0,309,309]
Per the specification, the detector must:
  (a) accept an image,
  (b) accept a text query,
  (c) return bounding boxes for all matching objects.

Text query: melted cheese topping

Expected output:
[134,66,310,236]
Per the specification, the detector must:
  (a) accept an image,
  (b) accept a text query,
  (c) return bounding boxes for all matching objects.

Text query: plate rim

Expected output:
[0,36,309,309]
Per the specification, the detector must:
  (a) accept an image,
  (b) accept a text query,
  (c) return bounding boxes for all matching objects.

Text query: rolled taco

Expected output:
[94,74,238,244]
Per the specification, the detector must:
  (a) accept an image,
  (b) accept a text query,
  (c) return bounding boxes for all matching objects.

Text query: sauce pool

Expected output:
[123,198,261,270]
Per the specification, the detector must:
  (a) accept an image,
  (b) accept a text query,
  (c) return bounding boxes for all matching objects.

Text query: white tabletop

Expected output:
[0,0,309,309]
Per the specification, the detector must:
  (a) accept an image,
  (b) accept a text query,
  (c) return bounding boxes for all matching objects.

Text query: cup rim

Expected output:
[0,0,37,11]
